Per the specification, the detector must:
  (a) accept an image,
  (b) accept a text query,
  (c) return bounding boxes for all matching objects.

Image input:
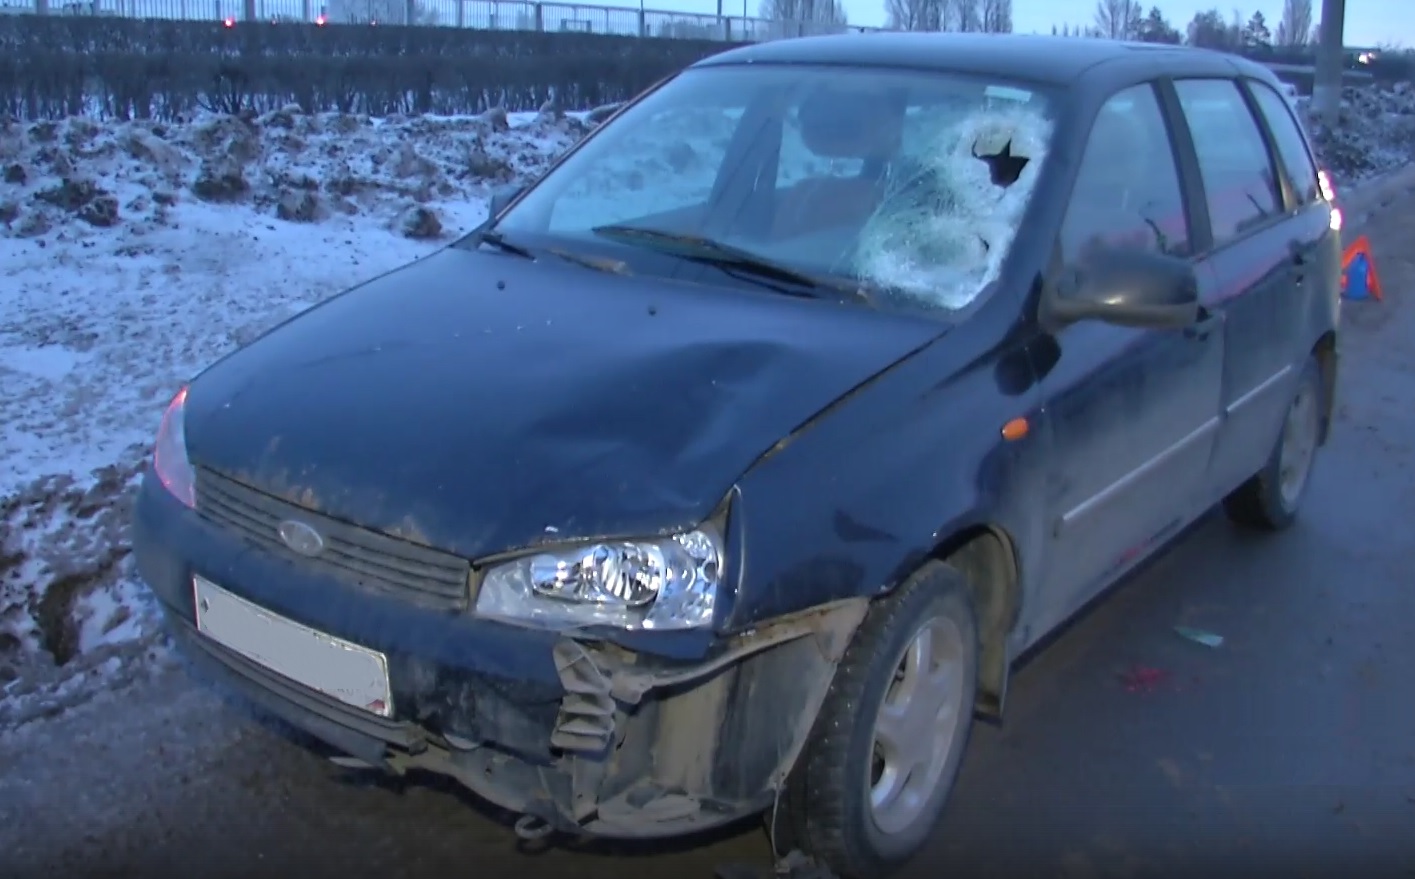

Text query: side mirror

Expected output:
[487,184,527,221]
[1048,247,1200,330]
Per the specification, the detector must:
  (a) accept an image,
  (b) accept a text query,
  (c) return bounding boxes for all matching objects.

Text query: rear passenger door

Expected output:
[1035,83,1225,622]
[1170,78,1321,493]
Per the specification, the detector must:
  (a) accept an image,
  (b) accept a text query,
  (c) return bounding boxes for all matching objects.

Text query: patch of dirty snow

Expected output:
[0,108,584,724]
[0,107,590,242]
[1298,83,1415,186]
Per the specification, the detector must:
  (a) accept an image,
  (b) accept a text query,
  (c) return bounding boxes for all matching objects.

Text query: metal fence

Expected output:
[0,0,884,43]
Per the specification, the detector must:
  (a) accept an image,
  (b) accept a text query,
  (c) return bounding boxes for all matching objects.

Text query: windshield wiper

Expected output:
[590,224,870,303]
[549,248,630,276]
[478,228,535,259]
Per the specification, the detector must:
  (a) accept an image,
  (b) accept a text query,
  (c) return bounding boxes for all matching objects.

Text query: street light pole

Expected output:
[1313,0,1346,124]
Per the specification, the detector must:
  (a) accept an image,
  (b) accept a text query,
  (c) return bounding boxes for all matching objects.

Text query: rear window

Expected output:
[1248,80,1322,205]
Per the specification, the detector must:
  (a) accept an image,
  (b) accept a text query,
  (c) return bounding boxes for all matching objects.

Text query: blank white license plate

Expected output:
[193,575,393,717]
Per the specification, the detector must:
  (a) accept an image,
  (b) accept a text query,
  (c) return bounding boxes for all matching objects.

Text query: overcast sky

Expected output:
[654,0,1406,48]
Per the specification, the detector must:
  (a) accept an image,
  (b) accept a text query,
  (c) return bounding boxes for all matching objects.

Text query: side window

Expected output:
[1060,84,1190,262]
[1174,78,1283,246]
[1248,80,1322,205]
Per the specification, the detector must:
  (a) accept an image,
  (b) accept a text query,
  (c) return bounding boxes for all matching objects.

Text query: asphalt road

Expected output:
[4,197,1415,879]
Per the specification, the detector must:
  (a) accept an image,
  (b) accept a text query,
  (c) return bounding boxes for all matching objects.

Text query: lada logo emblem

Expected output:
[277,519,325,557]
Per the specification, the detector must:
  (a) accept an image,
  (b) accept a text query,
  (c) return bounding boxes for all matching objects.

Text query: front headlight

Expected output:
[474,527,723,631]
[153,385,196,508]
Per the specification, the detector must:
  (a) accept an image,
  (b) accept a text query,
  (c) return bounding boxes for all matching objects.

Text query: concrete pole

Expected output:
[1312,0,1346,124]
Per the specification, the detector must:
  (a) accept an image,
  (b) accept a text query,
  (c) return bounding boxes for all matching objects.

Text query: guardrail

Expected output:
[0,0,885,42]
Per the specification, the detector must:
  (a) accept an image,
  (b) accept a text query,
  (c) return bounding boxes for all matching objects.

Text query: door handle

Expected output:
[1288,240,1309,282]
[1184,308,1224,341]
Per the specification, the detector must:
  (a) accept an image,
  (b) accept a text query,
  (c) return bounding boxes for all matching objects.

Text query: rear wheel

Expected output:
[774,561,978,879]
[1223,356,1323,530]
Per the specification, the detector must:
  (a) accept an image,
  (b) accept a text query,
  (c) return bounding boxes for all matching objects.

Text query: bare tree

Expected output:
[1093,0,1142,39]
[979,0,1011,32]
[761,0,848,24]
[953,0,981,31]
[884,0,946,31]
[1274,0,1313,47]
[883,0,1009,33]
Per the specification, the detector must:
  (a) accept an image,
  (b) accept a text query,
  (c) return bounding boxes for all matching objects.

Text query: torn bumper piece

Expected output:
[169,598,867,838]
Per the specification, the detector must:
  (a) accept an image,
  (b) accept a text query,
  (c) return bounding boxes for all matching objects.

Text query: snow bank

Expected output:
[0,107,588,724]
[2,85,1413,725]
[0,107,591,241]
[1297,83,1415,186]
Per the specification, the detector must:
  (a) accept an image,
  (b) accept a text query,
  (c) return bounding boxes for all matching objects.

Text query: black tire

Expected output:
[773,561,979,879]
[1223,356,1324,531]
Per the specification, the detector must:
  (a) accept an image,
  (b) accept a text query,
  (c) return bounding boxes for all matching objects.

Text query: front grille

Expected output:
[195,467,471,610]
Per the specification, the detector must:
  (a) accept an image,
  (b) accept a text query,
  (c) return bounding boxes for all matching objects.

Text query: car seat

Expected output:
[770,88,906,241]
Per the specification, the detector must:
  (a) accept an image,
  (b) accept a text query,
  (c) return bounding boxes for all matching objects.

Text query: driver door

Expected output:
[1032,82,1226,625]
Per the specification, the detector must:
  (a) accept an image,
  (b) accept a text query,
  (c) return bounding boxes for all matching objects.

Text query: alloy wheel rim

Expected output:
[865,615,965,836]
[1278,381,1319,509]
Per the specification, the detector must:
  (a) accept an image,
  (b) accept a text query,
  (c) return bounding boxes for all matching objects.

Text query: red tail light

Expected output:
[1317,168,1336,203]
[1317,169,1341,231]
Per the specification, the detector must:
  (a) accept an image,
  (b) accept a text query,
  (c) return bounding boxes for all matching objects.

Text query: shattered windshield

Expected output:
[491,64,1056,312]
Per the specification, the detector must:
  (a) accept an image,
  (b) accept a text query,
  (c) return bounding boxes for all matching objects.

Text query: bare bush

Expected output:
[0,17,741,122]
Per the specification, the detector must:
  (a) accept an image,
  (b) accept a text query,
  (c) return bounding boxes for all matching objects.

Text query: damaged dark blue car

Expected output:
[133,32,1342,879]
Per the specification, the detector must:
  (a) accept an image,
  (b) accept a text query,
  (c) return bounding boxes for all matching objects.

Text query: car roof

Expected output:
[694,33,1281,89]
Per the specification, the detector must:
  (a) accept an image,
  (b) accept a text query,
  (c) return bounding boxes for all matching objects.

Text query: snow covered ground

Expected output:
[0,106,590,723]
[1,84,1412,727]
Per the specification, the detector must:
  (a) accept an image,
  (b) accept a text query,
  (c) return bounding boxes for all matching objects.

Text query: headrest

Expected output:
[797,87,905,160]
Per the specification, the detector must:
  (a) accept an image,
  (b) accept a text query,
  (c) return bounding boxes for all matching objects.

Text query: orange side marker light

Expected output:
[1001,417,1029,442]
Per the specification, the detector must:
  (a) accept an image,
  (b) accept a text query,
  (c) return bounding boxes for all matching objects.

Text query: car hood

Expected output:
[184,245,946,559]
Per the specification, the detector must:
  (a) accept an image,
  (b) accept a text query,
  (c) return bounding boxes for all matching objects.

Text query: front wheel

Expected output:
[774,561,978,879]
[1223,355,1324,531]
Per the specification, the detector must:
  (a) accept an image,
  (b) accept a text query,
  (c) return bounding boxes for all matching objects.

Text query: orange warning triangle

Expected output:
[1341,234,1383,301]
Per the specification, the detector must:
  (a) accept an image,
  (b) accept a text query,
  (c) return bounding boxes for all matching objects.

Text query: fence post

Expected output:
[34,0,49,14]
[301,0,309,19]
[242,0,255,20]
[456,0,463,27]
[404,0,413,23]
[533,2,542,30]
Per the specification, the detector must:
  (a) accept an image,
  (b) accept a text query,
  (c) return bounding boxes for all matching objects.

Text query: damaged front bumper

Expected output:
[133,475,866,839]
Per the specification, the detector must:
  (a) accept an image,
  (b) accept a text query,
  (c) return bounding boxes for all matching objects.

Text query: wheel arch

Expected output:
[929,523,1022,720]
[1312,330,1337,444]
